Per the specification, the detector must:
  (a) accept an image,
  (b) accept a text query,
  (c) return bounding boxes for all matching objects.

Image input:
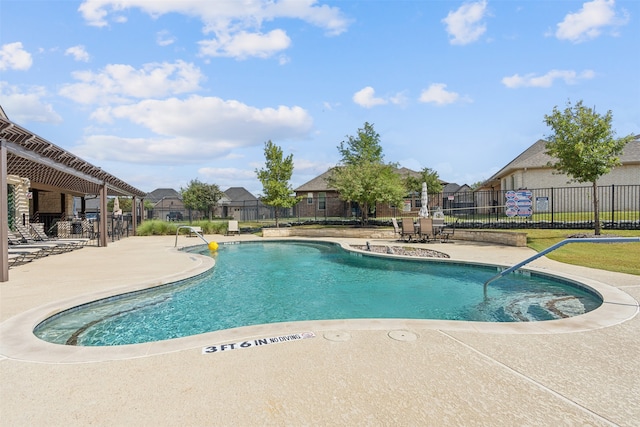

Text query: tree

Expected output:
[106,197,149,219]
[107,197,131,212]
[544,100,634,235]
[181,179,223,220]
[470,180,485,190]
[403,167,443,195]
[255,140,300,227]
[328,122,406,224]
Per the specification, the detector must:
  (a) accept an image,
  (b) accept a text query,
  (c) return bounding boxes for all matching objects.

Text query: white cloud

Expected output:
[74,95,313,164]
[59,60,204,104]
[293,158,334,175]
[78,0,350,59]
[352,86,390,108]
[198,29,291,59]
[442,0,488,45]
[198,167,256,181]
[389,92,408,106]
[555,0,629,43]
[0,82,62,123]
[418,83,464,105]
[156,30,176,47]
[501,69,596,88]
[65,45,90,62]
[0,42,33,71]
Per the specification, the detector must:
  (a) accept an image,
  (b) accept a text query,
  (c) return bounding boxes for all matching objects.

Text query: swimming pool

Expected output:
[34,241,602,346]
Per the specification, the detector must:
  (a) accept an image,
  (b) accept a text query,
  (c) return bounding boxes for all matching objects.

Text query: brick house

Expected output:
[221,187,271,221]
[146,188,186,220]
[294,167,452,219]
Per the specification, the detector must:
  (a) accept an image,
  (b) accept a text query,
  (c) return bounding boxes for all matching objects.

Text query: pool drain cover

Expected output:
[323,331,351,342]
[388,330,417,342]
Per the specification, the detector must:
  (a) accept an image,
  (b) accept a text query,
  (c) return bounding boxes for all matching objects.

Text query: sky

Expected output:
[1,0,639,196]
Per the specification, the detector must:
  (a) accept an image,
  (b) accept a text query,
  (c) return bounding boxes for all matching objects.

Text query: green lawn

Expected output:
[522,229,640,275]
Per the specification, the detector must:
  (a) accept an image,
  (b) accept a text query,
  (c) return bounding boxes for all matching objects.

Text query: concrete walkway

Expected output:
[1,234,638,426]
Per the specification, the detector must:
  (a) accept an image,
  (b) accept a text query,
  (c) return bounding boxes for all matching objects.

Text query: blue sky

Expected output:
[1,0,639,196]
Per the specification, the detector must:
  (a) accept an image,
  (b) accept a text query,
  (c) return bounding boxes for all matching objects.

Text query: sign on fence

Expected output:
[536,196,549,212]
[505,190,533,217]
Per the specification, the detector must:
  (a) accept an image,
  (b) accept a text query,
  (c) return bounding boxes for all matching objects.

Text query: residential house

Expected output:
[221,187,270,221]
[146,188,186,220]
[479,136,640,213]
[440,183,474,214]
[294,167,457,219]
[294,168,349,218]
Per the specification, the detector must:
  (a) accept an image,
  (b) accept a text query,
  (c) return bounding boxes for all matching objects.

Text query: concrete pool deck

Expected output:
[1,234,638,426]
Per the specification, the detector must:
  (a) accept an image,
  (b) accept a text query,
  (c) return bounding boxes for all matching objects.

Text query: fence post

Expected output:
[611,184,615,227]
[551,187,555,226]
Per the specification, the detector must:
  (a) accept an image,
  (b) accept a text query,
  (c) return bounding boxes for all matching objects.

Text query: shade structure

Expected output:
[418,182,429,218]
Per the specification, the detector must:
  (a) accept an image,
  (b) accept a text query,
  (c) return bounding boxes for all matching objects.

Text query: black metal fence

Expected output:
[21,212,135,246]
[229,184,640,230]
[440,184,639,229]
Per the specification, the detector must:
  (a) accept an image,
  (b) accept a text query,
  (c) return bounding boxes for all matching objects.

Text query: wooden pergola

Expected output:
[1,112,147,282]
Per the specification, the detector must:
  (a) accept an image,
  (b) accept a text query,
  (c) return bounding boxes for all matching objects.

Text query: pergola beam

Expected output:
[1,140,9,282]
[1,114,146,282]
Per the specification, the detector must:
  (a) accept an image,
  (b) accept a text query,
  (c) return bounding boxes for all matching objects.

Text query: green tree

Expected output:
[470,180,485,190]
[403,167,443,195]
[544,100,634,235]
[328,122,406,224]
[181,179,223,220]
[107,197,131,212]
[255,140,300,227]
[106,198,151,213]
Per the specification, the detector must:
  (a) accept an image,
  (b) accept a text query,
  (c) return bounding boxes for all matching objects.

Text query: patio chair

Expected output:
[391,218,402,240]
[400,218,417,242]
[432,217,445,241]
[439,219,458,243]
[418,217,433,242]
[226,220,240,236]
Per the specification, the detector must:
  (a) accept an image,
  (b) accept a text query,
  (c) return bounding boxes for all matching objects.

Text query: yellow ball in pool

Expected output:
[208,241,219,251]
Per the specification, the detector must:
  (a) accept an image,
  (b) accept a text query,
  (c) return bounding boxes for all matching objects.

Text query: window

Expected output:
[318,192,326,210]
[307,192,313,204]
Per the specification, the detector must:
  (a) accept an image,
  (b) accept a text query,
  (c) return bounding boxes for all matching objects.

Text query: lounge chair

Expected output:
[226,220,240,236]
[400,218,417,242]
[11,225,74,254]
[418,217,433,242]
[30,223,88,248]
[8,247,46,265]
[7,230,53,261]
[8,251,29,267]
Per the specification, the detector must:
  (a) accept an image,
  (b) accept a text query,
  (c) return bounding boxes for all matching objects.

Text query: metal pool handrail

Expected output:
[175,225,209,247]
[483,237,640,293]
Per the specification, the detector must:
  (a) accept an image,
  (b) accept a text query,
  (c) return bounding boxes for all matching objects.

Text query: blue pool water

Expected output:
[34,241,602,346]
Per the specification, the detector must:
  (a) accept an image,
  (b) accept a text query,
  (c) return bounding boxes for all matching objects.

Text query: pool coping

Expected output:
[0,238,637,363]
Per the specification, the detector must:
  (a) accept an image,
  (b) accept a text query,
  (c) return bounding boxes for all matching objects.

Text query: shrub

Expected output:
[136,220,177,236]
[137,220,230,236]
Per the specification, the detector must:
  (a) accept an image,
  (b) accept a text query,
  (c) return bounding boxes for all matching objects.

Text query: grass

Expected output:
[522,229,640,275]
